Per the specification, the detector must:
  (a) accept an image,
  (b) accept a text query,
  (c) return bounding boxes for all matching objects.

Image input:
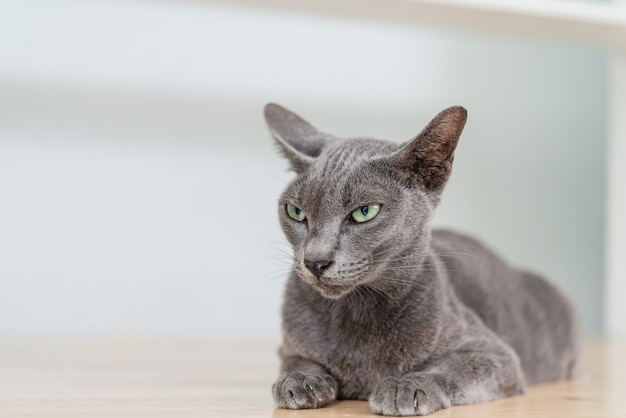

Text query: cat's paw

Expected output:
[272,372,337,409]
[369,376,450,416]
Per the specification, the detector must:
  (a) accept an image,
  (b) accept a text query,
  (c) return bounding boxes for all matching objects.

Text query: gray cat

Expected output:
[265,103,579,416]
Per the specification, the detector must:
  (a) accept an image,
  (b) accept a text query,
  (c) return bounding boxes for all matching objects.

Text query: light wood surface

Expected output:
[0,337,624,417]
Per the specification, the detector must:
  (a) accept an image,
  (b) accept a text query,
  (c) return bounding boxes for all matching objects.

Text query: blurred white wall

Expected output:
[0,0,606,337]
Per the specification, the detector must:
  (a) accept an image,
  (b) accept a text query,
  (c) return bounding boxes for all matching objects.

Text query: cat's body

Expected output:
[265,104,579,416]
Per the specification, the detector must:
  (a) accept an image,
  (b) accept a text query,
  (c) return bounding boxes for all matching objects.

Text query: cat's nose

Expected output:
[304,259,332,279]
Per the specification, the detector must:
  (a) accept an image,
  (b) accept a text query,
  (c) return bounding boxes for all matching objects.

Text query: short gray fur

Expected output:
[265,103,579,416]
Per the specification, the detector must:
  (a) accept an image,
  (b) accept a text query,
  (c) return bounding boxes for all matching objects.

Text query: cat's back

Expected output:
[430,229,579,384]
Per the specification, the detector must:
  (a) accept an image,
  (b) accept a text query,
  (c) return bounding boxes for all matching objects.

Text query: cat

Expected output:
[265,103,579,416]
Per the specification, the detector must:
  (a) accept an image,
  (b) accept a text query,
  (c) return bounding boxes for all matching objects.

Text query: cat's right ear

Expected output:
[264,103,326,173]
[379,106,467,192]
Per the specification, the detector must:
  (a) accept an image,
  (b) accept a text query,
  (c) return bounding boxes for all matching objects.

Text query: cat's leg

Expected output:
[369,341,525,416]
[272,355,338,409]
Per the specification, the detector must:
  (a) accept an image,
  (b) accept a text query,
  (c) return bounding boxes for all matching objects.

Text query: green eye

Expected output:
[286,204,306,222]
[351,204,381,223]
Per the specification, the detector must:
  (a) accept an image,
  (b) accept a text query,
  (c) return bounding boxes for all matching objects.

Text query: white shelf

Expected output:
[223,0,626,49]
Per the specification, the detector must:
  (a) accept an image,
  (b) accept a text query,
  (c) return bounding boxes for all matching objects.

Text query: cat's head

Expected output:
[265,104,467,299]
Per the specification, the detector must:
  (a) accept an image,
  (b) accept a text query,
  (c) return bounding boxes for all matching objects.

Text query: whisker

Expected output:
[433,251,480,259]
[367,257,459,267]
[364,284,400,305]
[372,244,481,261]
[379,279,427,289]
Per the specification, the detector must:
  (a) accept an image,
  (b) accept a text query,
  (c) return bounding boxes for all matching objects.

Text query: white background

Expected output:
[0,0,606,337]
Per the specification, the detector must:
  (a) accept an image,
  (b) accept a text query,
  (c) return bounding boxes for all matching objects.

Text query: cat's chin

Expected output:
[296,271,365,299]
[310,282,357,300]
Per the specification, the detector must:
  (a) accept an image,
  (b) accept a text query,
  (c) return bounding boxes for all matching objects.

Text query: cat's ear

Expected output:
[264,103,327,173]
[386,106,467,191]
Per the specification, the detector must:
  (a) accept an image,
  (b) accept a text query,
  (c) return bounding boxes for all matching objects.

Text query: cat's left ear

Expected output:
[385,106,467,191]
[264,103,327,173]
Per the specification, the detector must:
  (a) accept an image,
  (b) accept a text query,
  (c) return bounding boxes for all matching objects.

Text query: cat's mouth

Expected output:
[295,258,372,299]
[304,274,367,299]
[295,268,359,299]
[295,264,368,299]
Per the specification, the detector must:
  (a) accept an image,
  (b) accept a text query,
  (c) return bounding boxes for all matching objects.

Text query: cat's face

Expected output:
[278,139,434,298]
[266,104,467,299]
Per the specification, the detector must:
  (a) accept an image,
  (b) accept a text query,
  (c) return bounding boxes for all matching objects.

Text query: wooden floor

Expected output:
[0,337,624,417]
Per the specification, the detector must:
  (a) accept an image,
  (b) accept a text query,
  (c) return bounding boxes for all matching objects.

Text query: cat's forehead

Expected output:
[305,138,390,182]
[324,137,397,159]
[285,137,400,210]
[310,137,394,173]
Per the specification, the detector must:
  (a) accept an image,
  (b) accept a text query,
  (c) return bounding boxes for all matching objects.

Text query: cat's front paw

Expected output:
[369,376,449,416]
[272,372,337,409]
